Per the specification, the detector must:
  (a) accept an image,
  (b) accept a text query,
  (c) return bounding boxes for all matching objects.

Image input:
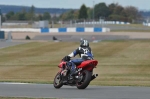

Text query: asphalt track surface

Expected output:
[0,41,25,48]
[33,34,130,41]
[32,32,150,42]
[0,83,150,99]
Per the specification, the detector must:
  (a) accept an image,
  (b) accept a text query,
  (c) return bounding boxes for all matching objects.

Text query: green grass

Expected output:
[0,40,150,86]
[108,24,150,32]
[111,30,150,32]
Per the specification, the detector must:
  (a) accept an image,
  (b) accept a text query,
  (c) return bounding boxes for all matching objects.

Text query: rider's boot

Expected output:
[70,68,83,76]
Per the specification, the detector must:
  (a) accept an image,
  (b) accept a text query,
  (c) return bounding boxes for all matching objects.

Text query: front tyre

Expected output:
[53,72,63,89]
[76,70,92,89]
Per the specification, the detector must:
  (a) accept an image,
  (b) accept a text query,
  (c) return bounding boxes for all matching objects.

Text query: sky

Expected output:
[0,0,150,10]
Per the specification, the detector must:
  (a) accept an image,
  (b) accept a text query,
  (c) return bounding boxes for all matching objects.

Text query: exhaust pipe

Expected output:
[91,74,98,81]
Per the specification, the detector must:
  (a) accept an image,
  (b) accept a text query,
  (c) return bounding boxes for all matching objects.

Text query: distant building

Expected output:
[50,13,61,18]
[35,13,60,18]
[32,20,49,28]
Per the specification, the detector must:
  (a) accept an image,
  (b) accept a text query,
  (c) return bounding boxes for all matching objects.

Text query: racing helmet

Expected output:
[80,39,89,47]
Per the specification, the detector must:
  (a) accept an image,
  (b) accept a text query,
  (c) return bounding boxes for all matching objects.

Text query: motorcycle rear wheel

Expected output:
[76,70,92,89]
[53,72,63,89]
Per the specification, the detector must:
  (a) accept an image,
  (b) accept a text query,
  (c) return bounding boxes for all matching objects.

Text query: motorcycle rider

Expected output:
[62,39,94,77]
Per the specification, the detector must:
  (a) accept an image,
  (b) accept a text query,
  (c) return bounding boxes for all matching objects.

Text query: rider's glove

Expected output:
[62,56,71,61]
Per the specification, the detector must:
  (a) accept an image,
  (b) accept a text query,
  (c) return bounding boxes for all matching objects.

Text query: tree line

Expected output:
[1,2,143,23]
[1,5,51,22]
[60,2,142,23]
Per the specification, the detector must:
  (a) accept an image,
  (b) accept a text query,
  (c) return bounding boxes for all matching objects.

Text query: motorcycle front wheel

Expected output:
[53,72,63,89]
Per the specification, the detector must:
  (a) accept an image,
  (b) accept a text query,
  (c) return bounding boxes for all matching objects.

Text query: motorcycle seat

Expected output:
[71,59,84,66]
[72,61,82,66]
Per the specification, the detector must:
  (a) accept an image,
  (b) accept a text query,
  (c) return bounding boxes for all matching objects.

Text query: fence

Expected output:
[57,20,130,28]
[143,22,150,26]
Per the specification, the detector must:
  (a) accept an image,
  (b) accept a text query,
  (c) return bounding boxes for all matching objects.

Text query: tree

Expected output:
[113,5,124,15]
[108,3,118,15]
[21,8,27,20]
[73,10,79,19]
[38,14,43,20]
[43,12,51,20]
[59,13,67,20]
[51,14,59,23]
[17,12,26,20]
[67,10,75,19]
[94,2,110,19]
[29,5,35,22]
[1,15,6,22]
[6,11,15,20]
[59,10,79,20]
[108,14,127,21]
[87,7,93,19]
[124,6,141,23]
[15,8,27,20]
[107,3,129,21]
[78,4,88,19]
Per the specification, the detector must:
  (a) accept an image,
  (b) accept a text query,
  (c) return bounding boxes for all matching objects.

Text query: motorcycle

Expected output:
[53,59,98,89]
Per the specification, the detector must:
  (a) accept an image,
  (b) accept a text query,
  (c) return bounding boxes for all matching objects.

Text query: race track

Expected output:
[0,83,150,99]
[0,41,25,48]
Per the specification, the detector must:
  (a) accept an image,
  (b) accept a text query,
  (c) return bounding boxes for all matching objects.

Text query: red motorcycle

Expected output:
[53,59,98,89]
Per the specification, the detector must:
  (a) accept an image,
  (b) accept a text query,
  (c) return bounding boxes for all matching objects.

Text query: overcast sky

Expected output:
[0,0,150,10]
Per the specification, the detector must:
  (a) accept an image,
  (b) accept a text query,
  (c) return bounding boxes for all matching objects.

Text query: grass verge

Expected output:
[0,40,150,86]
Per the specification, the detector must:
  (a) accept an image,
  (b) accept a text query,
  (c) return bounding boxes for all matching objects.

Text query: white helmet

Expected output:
[80,40,89,47]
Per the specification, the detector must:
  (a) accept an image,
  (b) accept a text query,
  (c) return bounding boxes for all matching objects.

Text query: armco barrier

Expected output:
[41,28,49,33]
[76,27,85,32]
[67,28,76,32]
[59,28,67,32]
[1,27,110,33]
[49,28,58,33]
[84,28,93,32]
[94,28,102,32]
